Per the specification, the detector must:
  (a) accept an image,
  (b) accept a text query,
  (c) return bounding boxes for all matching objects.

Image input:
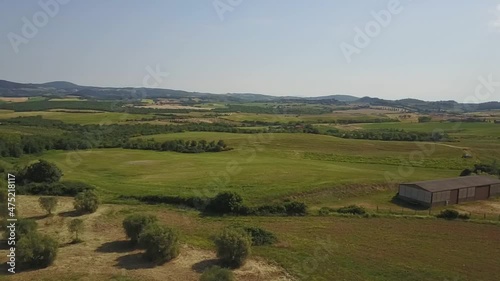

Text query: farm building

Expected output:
[398,176,500,207]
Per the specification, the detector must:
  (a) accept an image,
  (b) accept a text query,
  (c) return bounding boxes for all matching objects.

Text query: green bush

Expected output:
[318,207,332,216]
[123,214,158,244]
[243,227,277,246]
[21,160,62,184]
[200,266,235,281]
[337,205,366,215]
[436,209,460,220]
[12,219,38,239]
[284,201,307,216]
[19,181,96,196]
[17,232,58,269]
[206,192,244,214]
[458,213,471,220]
[38,196,58,215]
[215,228,252,267]
[138,223,180,264]
[74,190,100,214]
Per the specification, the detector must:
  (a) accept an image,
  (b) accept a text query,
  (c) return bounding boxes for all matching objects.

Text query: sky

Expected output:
[0,0,499,102]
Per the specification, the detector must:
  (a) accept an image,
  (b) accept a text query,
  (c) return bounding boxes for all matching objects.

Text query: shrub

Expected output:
[214,228,252,267]
[19,181,96,196]
[284,201,307,216]
[458,213,471,220]
[21,160,62,184]
[138,223,180,264]
[200,266,235,281]
[460,168,473,177]
[17,232,58,269]
[337,205,366,215]
[38,196,58,215]
[206,192,244,214]
[123,214,158,244]
[14,219,38,239]
[243,227,277,246]
[68,218,85,242]
[74,190,100,214]
[436,209,459,220]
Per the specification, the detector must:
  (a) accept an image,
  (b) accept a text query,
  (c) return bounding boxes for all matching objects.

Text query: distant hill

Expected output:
[0,79,499,112]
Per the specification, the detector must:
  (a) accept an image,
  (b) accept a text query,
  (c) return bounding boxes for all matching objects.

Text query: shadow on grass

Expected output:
[191,259,220,273]
[389,196,429,211]
[115,253,155,270]
[96,240,134,253]
[58,210,81,218]
[26,214,50,220]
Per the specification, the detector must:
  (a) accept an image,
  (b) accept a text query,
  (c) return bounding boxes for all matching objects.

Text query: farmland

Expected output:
[0,96,500,281]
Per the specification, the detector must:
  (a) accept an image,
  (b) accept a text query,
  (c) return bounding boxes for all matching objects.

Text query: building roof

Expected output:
[402,176,500,193]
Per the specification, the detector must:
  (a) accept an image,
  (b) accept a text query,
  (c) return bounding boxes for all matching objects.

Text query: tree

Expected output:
[206,192,243,214]
[74,190,100,214]
[17,232,58,269]
[122,214,158,245]
[200,266,235,281]
[68,218,84,242]
[214,228,252,268]
[138,223,180,264]
[22,160,62,183]
[38,196,58,215]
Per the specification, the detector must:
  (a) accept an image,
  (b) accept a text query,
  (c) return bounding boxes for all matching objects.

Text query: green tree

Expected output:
[207,192,243,214]
[17,232,58,269]
[22,160,62,183]
[200,266,235,281]
[214,228,252,268]
[68,218,84,242]
[138,223,180,264]
[38,196,58,215]
[74,190,100,214]
[122,214,158,245]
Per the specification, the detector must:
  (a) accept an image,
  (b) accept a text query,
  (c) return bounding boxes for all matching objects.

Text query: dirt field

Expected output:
[0,97,28,103]
[0,196,292,281]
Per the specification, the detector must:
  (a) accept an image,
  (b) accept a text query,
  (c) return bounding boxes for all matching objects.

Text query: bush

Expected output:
[17,232,58,269]
[74,190,100,214]
[21,160,62,184]
[18,181,96,196]
[38,196,58,215]
[200,266,235,281]
[123,214,158,244]
[138,223,180,264]
[214,228,252,267]
[243,227,277,246]
[13,219,38,239]
[284,201,307,216]
[337,205,366,215]
[206,192,244,214]
[68,218,85,242]
[436,209,459,220]
[460,168,473,177]
[458,213,471,220]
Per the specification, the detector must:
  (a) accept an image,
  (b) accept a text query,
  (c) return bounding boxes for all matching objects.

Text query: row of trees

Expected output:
[326,128,450,142]
[123,139,229,153]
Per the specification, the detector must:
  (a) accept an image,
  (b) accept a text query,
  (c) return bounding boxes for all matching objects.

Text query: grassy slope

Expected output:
[0,110,151,124]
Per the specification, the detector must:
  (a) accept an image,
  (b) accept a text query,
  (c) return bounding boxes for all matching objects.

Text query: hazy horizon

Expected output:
[1,0,500,102]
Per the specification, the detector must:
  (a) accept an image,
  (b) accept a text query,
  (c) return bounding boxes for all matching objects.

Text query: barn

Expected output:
[398,176,500,207]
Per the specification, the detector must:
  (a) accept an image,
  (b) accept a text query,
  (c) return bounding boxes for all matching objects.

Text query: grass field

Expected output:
[15,132,467,206]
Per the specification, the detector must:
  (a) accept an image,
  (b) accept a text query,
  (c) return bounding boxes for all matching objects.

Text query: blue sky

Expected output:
[1,0,499,101]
